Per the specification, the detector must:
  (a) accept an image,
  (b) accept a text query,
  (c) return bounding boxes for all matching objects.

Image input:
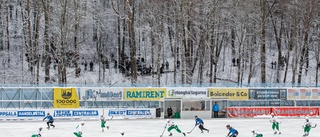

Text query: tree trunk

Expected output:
[198,30,205,84]
[0,1,3,51]
[209,20,215,83]
[260,0,266,83]
[26,0,34,74]
[247,39,255,84]
[128,0,137,84]
[34,1,41,84]
[117,0,121,73]
[185,2,194,85]
[298,32,308,83]
[74,0,80,78]
[42,0,51,82]
[316,45,320,86]
[59,0,68,84]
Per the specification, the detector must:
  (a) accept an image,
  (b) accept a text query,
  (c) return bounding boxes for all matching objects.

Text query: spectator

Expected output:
[190,105,195,111]
[200,102,205,110]
[167,106,173,118]
[212,102,219,118]
[232,58,236,66]
[160,64,164,74]
[166,61,169,70]
[89,61,93,71]
[114,60,117,69]
[84,60,88,71]
[177,60,180,69]
[236,58,240,66]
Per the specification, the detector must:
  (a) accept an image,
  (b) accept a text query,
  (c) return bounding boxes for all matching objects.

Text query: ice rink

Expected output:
[1,118,319,137]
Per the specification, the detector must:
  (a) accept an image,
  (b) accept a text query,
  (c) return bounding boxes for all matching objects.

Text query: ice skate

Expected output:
[274,131,277,134]
[169,133,173,136]
[182,132,186,136]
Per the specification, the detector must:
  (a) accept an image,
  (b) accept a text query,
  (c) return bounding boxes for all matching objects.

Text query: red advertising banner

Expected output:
[226,107,319,117]
[272,107,319,117]
[226,107,272,117]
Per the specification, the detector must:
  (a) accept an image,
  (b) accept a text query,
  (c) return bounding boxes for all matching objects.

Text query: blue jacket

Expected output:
[43,115,54,122]
[227,127,238,136]
[195,118,204,125]
[213,104,219,112]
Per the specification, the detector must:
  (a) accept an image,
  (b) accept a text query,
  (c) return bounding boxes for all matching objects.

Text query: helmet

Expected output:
[195,115,198,118]
[81,121,85,124]
[167,119,170,122]
[271,113,274,115]
[305,117,309,119]
[251,128,254,132]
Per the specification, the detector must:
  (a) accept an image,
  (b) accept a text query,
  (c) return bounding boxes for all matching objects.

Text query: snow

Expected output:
[1,118,318,137]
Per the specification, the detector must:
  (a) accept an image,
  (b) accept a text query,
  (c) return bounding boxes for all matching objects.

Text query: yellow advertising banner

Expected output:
[124,88,166,101]
[208,88,249,100]
[53,88,80,108]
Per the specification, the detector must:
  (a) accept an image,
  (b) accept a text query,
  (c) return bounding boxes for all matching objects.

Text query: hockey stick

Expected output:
[312,124,317,128]
[187,126,197,134]
[108,116,114,121]
[160,126,166,137]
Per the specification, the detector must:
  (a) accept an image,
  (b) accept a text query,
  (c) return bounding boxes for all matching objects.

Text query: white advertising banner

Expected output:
[79,87,123,101]
[287,88,320,100]
[106,108,156,118]
[167,87,208,98]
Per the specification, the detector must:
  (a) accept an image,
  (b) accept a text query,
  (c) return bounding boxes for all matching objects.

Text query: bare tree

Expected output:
[259,0,267,83]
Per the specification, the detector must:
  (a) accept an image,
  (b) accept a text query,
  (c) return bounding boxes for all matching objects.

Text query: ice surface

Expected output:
[0,118,318,137]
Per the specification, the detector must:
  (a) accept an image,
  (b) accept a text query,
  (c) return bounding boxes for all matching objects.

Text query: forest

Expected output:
[0,0,320,87]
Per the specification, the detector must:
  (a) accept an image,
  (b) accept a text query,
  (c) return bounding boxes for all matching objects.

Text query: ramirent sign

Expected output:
[124,88,166,101]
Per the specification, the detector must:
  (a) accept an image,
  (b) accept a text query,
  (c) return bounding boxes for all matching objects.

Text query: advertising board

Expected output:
[208,88,249,100]
[167,87,207,98]
[124,88,166,101]
[79,87,123,101]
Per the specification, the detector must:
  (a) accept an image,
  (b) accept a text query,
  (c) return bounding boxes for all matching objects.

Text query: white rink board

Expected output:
[0,118,319,137]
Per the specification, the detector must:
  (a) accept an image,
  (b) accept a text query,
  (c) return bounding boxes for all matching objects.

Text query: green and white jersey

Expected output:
[252,130,262,136]
[270,116,278,123]
[100,116,106,122]
[166,121,175,127]
[32,129,41,135]
[304,121,312,127]
[74,124,83,133]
